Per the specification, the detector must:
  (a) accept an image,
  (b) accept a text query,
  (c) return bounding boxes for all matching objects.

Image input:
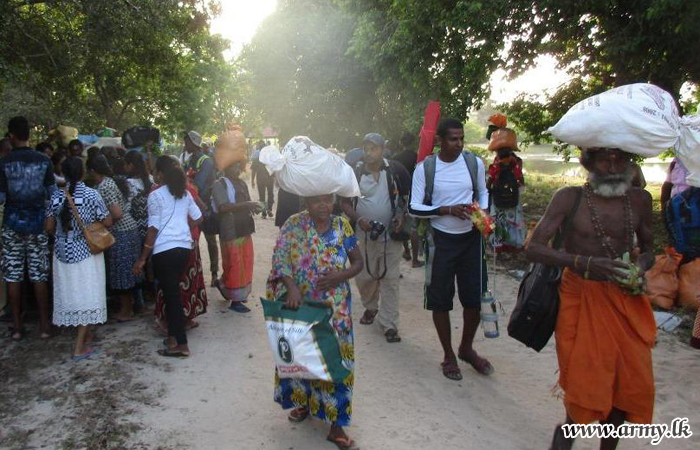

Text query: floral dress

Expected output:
[266,211,358,427]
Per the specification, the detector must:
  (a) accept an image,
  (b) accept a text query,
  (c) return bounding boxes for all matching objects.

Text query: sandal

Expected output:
[71,347,98,362]
[229,302,251,313]
[327,435,359,450]
[9,326,28,341]
[384,329,401,343]
[157,348,190,358]
[441,360,462,381]
[412,260,425,268]
[458,351,494,376]
[287,407,309,423]
[359,309,377,325]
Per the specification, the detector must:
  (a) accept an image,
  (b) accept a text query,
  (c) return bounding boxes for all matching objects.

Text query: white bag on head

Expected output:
[547,83,681,157]
[678,114,700,188]
[259,136,360,198]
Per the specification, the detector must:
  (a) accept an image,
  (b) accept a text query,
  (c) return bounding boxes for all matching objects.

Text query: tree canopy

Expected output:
[340,0,700,145]
[0,0,245,135]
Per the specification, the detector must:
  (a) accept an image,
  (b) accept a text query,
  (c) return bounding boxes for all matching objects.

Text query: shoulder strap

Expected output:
[462,152,479,204]
[384,160,397,213]
[64,188,87,232]
[195,153,210,170]
[422,154,437,206]
[553,187,583,249]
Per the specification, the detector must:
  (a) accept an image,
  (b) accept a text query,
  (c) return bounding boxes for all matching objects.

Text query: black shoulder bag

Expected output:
[507,187,583,352]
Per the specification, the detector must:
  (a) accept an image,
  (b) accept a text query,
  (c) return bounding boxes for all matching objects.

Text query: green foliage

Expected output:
[239,0,387,149]
[0,0,245,135]
[340,0,700,153]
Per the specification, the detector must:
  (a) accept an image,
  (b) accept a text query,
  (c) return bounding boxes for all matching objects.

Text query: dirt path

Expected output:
[2,194,700,450]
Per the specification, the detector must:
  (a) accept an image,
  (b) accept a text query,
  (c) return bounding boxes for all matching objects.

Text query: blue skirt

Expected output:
[106,228,142,290]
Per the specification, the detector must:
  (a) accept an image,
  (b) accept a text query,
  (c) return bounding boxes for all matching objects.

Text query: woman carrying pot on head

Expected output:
[88,155,142,322]
[133,156,202,357]
[45,156,112,361]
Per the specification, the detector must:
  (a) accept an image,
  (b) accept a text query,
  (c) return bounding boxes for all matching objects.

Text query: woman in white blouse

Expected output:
[133,156,202,357]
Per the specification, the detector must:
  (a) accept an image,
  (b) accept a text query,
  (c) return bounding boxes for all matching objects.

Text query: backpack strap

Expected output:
[422,154,437,206]
[384,160,398,214]
[462,152,479,204]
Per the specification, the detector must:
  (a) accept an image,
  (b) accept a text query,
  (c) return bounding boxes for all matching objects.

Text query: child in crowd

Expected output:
[212,161,262,313]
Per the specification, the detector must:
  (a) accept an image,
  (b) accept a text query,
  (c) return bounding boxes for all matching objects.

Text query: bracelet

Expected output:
[584,256,592,279]
[143,244,153,249]
[574,255,580,270]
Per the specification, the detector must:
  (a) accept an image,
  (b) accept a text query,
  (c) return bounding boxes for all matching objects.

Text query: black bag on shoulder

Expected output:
[492,165,519,209]
[508,187,582,352]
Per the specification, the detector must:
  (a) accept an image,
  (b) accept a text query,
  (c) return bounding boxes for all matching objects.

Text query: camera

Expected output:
[368,220,386,241]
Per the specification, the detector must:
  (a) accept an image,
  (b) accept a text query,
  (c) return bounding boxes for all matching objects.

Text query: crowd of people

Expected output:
[1,108,698,450]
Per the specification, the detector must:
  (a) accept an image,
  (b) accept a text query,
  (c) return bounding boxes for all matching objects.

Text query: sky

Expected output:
[211,0,570,103]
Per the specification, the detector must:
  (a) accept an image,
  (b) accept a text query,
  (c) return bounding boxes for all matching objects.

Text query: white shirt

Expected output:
[410,154,489,234]
[148,186,202,255]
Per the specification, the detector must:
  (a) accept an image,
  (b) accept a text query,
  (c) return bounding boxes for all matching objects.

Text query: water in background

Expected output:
[516,145,670,183]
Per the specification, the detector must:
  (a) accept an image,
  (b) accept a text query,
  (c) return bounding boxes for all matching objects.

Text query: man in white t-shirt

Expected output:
[409,118,492,381]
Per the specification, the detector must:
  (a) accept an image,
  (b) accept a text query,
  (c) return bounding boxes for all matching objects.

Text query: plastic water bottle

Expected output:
[480,291,500,339]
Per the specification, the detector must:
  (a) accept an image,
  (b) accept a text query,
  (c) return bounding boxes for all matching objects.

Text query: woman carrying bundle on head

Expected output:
[45,157,112,361]
[485,114,526,252]
[260,137,363,450]
[133,156,203,357]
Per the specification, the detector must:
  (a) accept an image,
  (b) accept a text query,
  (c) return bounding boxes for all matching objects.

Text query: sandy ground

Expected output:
[2,190,700,450]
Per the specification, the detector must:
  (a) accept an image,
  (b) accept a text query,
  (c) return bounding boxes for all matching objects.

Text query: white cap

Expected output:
[185,130,202,148]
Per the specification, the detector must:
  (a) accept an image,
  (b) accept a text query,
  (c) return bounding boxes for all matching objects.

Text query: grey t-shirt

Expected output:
[356,170,394,240]
[212,179,237,242]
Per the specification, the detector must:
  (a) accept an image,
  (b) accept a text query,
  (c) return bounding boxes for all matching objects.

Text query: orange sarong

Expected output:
[556,269,656,424]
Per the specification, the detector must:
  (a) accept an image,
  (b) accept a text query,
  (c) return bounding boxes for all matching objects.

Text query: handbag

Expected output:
[65,189,116,254]
[507,188,582,352]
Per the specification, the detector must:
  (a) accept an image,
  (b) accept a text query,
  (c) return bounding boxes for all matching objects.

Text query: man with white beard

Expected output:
[526,147,656,450]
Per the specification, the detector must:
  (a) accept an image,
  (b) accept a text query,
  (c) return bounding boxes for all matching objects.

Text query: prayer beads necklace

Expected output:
[584,183,633,259]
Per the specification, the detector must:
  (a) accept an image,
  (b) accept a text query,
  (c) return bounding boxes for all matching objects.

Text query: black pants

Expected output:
[152,247,191,345]
[257,179,275,211]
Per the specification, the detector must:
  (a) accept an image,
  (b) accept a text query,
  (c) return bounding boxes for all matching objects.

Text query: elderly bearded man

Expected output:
[527,148,656,450]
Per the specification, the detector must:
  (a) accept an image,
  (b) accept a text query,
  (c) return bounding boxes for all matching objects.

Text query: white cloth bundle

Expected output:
[259,136,360,198]
[678,114,700,188]
[548,83,681,157]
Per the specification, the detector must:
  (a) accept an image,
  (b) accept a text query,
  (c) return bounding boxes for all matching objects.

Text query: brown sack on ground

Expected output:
[645,247,683,310]
[678,258,700,309]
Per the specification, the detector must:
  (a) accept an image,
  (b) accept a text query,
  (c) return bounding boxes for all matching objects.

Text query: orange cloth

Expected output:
[556,269,656,424]
[220,236,254,290]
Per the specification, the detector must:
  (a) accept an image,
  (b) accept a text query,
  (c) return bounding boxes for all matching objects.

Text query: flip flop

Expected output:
[359,310,377,325]
[71,347,98,362]
[384,329,401,343]
[412,261,425,268]
[326,435,359,450]
[458,352,494,376]
[287,407,309,423]
[157,348,190,358]
[441,360,462,381]
[229,302,251,313]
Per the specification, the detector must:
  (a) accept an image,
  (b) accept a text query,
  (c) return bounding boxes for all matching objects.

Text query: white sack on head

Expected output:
[260,136,360,198]
[547,83,681,157]
[678,114,700,188]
